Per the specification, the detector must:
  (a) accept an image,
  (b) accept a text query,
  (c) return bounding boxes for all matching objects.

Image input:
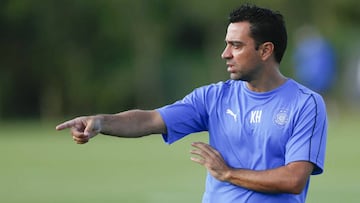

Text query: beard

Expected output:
[229,72,253,82]
[229,63,262,82]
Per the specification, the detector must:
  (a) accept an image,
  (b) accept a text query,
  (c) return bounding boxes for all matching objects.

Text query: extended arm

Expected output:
[191,142,314,194]
[56,110,166,144]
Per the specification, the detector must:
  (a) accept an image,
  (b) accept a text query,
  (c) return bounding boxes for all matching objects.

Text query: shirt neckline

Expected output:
[241,79,292,98]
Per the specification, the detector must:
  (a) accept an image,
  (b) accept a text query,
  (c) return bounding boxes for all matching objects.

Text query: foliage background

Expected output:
[0,0,360,203]
[1,0,360,202]
[1,0,360,119]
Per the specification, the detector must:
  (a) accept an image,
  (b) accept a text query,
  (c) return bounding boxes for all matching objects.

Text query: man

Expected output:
[56,4,327,203]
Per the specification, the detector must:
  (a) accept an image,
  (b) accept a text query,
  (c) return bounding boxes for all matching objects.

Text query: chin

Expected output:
[231,74,251,82]
[230,74,243,81]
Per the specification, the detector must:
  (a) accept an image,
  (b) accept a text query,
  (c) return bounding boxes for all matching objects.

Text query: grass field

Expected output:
[0,108,359,203]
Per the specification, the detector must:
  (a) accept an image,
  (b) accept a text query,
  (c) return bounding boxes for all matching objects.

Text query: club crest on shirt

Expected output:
[274,109,289,126]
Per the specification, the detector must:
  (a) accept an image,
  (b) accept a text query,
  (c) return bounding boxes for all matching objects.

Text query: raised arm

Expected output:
[56,110,166,144]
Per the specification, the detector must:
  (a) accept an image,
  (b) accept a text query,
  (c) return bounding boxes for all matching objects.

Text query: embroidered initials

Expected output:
[250,110,262,123]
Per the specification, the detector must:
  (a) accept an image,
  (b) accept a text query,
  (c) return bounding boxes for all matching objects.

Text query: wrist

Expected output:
[92,114,105,135]
[223,167,234,182]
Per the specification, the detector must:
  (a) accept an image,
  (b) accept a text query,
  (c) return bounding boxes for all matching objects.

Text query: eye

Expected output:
[230,42,243,49]
[233,44,241,49]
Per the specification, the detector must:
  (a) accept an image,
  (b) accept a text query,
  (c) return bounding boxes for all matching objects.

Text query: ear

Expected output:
[259,42,274,61]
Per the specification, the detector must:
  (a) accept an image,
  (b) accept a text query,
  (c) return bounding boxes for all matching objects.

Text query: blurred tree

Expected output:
[0,0,359,120]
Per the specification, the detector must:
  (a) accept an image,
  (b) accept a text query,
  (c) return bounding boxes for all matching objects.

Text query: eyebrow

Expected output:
[225,40,245,46]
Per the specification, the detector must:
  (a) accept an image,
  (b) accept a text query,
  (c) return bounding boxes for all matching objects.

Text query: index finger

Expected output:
[191,142,211,149]
[55,120,76,131]
[191,142,220,155]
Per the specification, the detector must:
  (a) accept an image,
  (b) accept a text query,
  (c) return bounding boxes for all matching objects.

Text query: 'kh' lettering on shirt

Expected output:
[250,110,262,123]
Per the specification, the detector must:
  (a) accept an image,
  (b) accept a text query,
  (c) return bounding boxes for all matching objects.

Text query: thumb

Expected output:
[84,118,101,138]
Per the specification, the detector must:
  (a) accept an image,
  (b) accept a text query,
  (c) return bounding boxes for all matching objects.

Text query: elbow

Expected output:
[286,178,308,194]
[289,187,303,195]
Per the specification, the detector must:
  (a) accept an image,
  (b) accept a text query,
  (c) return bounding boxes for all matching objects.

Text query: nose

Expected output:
[221,45,232,59]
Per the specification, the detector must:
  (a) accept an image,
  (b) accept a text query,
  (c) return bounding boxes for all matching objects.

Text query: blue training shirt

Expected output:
[157,79,327,203]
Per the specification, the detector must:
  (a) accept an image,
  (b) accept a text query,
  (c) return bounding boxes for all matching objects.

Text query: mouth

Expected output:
[226,63,235,73]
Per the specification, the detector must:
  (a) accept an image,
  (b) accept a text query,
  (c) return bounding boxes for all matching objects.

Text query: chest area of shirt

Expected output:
[220,107,290,126]
[210,102,293,141]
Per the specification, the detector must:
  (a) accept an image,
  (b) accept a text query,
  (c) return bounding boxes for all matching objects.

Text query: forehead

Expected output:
[225,22,252,41]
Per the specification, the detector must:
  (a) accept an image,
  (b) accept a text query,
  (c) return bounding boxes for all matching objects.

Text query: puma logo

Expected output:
[226,109,237,122]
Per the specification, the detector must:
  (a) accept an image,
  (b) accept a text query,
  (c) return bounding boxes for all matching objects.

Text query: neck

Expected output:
[246,64,287,92]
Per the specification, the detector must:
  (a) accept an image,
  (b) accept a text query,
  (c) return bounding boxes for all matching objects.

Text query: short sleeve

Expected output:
[285,93,328,175]
[157,87,209,144]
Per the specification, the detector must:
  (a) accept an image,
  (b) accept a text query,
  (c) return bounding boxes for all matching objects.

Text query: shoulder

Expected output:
[182,80,243,106]
[287,79,327,112]
[194,80,242,95]
[287,79,324,99]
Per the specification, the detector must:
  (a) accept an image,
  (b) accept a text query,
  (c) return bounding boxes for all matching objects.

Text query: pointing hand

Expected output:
[56,116,102,144]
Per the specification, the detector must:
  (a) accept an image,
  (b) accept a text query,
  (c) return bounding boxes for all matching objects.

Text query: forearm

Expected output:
[225,168,298,194]
[224,162,313,194]
[98,110,166,138]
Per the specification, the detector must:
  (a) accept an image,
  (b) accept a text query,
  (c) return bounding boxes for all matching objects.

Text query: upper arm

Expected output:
[284,161,314,194]
[287,161,314,180]
[155,86,210,144]
[148,110,167,134]
[286,94,327,175]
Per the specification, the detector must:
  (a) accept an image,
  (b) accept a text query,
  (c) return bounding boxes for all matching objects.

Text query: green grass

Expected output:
[0,108,359,203]
[306,108,360,203]
[0,121,206,203]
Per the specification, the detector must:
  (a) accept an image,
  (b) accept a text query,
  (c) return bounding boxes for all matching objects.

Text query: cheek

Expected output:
[233,51,252,64]
[237,50,259,62]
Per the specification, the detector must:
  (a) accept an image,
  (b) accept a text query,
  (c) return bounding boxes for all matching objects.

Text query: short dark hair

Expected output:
[229,4,287,63]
